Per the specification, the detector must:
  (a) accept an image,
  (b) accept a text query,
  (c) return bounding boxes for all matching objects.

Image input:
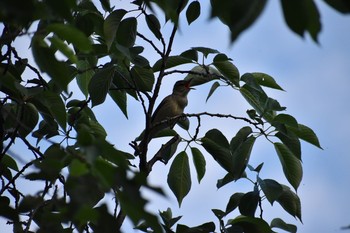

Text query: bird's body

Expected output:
[136,79,193,154]
[151,89,188,126]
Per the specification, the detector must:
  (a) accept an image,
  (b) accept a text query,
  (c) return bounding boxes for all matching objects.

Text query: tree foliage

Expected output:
[1,0,347,232]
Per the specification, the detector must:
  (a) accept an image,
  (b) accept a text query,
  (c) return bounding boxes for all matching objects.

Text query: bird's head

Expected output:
[173,79,194,95]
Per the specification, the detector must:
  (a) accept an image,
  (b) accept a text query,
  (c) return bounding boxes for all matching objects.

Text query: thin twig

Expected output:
[0,159,38,196]
[137,32,163,57]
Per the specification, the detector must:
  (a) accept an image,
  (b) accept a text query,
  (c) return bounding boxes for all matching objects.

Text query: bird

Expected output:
[136,79,194,154]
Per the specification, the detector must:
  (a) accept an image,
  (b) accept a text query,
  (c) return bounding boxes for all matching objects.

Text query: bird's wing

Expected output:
[151,95,174,124]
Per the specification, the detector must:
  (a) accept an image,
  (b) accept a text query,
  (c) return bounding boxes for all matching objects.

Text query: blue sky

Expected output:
[2,1,350,232]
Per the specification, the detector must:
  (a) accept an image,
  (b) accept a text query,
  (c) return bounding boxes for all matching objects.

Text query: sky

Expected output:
[2,1,350,233]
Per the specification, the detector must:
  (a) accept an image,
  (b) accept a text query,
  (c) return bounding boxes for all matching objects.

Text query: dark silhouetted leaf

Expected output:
[116,17,137,48]
[109,87,128,118]
[131,66,154,92]
[46,23,92,52]
[258,178,283,205]
[280,0,321,42]
[276,131,301,160]
[201,129,234,174]
[192,46,219,58]
[167,151,191,206]
[18,103,39,137]
[324,0,350,13]
[238,190,259,217]
[270,218,297,233]
[251,72,284,91]
[76,60,95,98]
[153,56,193,72]
[226,192,244,215]
[206,81,220,102]
[186,1,200,25]
[274,142,302,190]
[210,0,268,42]
[212,209,226,219]
[104,9,127,50]
[276,185,302,222]
[191,147,206,183]
[227,216,272,233]
[213,54,240,87]
[288,124,322,149]
[89,65,115,107]
[146,14,162,40]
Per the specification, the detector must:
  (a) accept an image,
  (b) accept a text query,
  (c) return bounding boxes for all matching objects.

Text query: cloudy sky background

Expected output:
[2,0,350,232]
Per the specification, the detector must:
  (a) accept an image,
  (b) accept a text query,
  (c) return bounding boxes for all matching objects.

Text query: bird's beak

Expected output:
[186,78,195,90]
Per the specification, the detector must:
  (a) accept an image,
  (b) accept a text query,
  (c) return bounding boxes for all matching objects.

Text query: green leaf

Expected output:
[258,178,283,205]
[275,131,301,160]
[201,131,233,175]
[90,120,107,139]
[184,65,220,86]
[88,65,115,107]
[99,0,111,12]
[238,190,259,217]
[160,135,181,164]
[104,9,127,50]
[76,60,95,97]
[191,147,206,183]
[240,84,274,121]
[186,1,200,25]
[153,56,193,72]
[192,46,220,58]
[288,124,322,149]
[167,151,192,207]
[18,103,39,137]
[177,117,190,131]
[69,159,89,177]
[116,17,137,48]
[48,36,78,63]
[18,195,44,213]
[93,158,119,189]
[1,154,19,172]
[131,66,155,92]
[323,0,350,13]
[32,37,72,90]
[216,173,235,189]
[176,222,215,232]
[109,87,128,118]
[226,192,244,215]
[205,128,230,148]
[145,14,162,40]
[251,72,284,91]
[280,0,321,42]
[227,216,272,233]
[206,81,220,102]
[230,126,252,151]
[34,91,67,131]
[240,73,264,93]
[273,113,299,129]
[0,196,19,221]
[159,208,182,229]
[213,54,240,87]
[274,143,302,191]
[276,185,302,222]
[66,174,105,208]
[230,127,255,179]
[46,23,92,52]
[180,49,198,62]
[210,0,268,42]
[270,218,297,233]
[212,209,226,219]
